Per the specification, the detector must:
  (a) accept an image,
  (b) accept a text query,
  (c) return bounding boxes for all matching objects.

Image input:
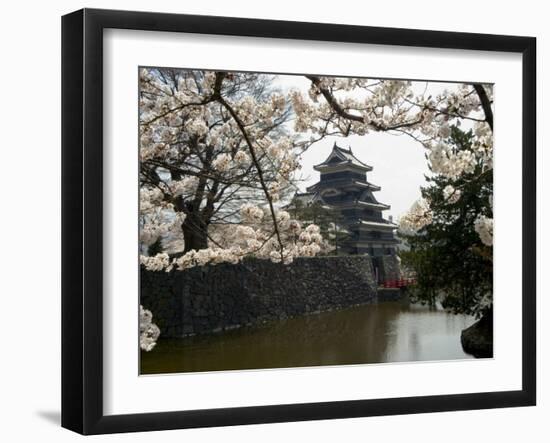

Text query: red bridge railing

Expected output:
[381,278,416,288]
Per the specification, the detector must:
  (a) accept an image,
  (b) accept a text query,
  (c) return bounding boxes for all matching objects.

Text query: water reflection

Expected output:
[141,301,476,374]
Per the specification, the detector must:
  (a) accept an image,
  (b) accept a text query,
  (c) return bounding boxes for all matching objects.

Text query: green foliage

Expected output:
[401,126,492,317]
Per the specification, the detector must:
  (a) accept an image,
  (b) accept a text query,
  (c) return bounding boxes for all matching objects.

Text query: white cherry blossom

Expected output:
[140,305,161,351]
[474,215,493,247]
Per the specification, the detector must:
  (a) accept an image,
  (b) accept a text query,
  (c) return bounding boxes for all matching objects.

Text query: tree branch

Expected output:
[473,84,494,131]
[212,72,285,262]
[305,76,423,131]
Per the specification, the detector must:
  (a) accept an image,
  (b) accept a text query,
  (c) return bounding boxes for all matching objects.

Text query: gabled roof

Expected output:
[356,201,390,210]
[352,180,381,191]
[314,143,373,171]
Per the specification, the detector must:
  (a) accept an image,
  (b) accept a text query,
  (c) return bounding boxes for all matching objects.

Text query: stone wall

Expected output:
[140,255,400,338]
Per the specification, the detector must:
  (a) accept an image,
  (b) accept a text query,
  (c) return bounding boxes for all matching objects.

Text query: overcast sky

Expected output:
[272,75,456,220]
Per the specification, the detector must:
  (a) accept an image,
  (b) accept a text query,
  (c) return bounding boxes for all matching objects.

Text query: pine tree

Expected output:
[401,126,493,318]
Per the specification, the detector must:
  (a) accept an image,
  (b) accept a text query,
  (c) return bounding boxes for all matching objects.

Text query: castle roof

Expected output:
[314,143,373,172]
[306,179,380,193]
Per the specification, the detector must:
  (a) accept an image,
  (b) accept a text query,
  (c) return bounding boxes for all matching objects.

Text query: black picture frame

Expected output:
[61,8,537,435]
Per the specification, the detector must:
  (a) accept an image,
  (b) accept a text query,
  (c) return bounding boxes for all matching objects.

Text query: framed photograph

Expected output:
[61,8,536,434]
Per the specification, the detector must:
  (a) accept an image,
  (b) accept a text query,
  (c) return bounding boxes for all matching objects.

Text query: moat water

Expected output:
[140,301,476,375]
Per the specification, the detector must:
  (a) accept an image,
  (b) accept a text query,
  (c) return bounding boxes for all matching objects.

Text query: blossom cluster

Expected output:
[428,142,477,179]
[140,305,161,352]
[169,176,199,197]
[442,185,462,204]
[140,185,187,249]
[398,198,434,234]
[240,203,265,223]
[474,215,493,247]
[212,153,232,172]
[140,252,171,271]
[141,203,329,272]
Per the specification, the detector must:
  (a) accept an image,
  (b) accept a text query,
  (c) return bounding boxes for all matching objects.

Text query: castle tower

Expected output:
[304,143,400,257]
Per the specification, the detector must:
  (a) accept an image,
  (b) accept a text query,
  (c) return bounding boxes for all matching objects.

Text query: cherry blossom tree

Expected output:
[141,70,291,250]
[139,68,324,271]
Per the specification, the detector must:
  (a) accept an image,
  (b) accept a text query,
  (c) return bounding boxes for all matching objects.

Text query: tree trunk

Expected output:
[182,214,209,253]
[461,306,493,358]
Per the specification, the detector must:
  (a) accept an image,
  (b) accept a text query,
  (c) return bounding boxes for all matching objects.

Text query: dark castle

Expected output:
[295,143,400,260]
